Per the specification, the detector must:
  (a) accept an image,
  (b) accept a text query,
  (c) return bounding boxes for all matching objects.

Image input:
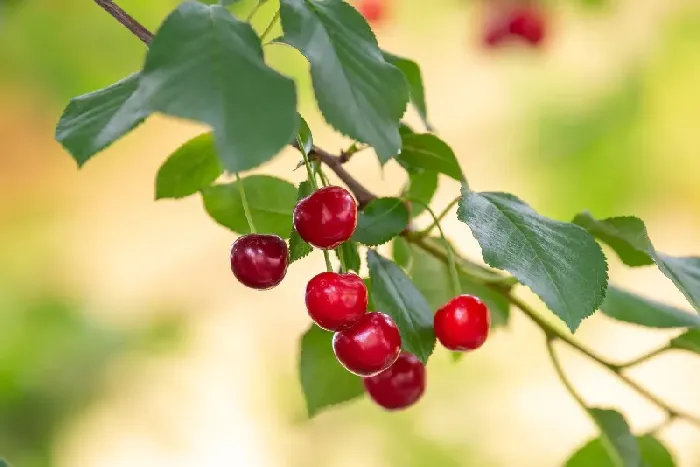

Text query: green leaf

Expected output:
[337,240,361,273]
[408,238,510,328]
[574,212,700,314]
[382,51,431,131]
[140,2,298,173]
[55,72,149,166]
[155,132,223,200]
[296,115,314,156]
[600,286,700,329]
[567,435,675,467]
[402,170,438,218]
[573,213,654,266]
[0,459,9,467]
[458,188,608,332]
[279,0,409,163]
[397,133,463,181]
[367,250,435,363]
[392,237,414,273]
[288,181,314,262]
[353,197,410,246]
[363,277,376,311]
[588,408,644,467]
[670,329,700,355]
[201,175,297,237]
[299,325,364,417]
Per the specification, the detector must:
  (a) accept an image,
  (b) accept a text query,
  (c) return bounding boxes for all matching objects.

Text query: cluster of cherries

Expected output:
[230,185,491,410]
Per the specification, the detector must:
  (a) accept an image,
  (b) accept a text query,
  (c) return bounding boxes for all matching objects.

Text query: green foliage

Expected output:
[669,329,700,355]
[55,72,148,166]
[601,286,700,328]
[458,188,608,332]
[353,198,410,246]
[397,133,463,181]
[382,51,431,130]
[202,175,297,237]
[279,0,409,163]
[575,213,700,313]
[141,2,298,173]
[402,170,438,218]
[367,250,436,363]
[336,240,361,273]
[392,237,414,273]
[567,435,675,467]
[588,408,643,467]
[288,181,314,263]
[155,132,223,200]
[299,324,364,417]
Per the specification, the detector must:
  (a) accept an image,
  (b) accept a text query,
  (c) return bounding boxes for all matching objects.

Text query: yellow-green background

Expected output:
[1,0,700,466]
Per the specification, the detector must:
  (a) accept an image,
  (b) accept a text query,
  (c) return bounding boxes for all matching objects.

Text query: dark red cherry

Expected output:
[357,0,385,24]
[332,312,402,377]
[434,295,490,351]
[230,234,289,290]
[293,186,357,250]
[508,6,546,46]
[306,271,368,331]
[363,352,426,410]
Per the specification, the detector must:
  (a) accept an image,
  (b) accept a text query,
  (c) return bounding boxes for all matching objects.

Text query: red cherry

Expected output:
[357,0,385,24]
[507,7,546,46]
[363,352,426,410]
[434,295,490,351]
[332,312,402,377]
[230,234,289,290]
[306,271,368,331]
[293,186,357,250]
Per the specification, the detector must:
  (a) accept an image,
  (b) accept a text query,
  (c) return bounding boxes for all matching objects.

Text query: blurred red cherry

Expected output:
[357,0,385,24]
[507,6,546,46]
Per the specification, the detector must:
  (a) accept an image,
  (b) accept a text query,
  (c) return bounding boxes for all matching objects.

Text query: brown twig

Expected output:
[94,0,153,45]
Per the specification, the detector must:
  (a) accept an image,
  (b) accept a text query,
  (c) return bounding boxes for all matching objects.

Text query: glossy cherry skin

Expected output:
[357,0,385,24]
[306,271,368,331]
[507,7,546,46]
[332,312,402,377]
[293,186,357,250]
[434,295,490,351]
[363,352,426,411]
[230,234,289,290]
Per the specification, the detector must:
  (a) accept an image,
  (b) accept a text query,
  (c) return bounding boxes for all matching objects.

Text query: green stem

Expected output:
[336,245,347,273]
[416,196,460,238]
[260,10,280,42]
[546,338,590,412]
[235,172,256,234]
[316,164,330,187]
[246,1,262,21]
[404,198,461,297]
[323,250,333,272]
[618,345,670,369]
[297,136,319,191]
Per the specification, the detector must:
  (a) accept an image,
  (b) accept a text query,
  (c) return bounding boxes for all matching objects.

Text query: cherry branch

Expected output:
[94,0,153,45]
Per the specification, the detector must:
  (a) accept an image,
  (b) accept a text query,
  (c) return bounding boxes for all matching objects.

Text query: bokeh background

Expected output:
[1,0,700,465]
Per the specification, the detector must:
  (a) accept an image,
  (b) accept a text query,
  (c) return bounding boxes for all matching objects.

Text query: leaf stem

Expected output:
[617,345,670,370]
[235,172,257,234]
[546,338,590,412]
[260,10,280,42]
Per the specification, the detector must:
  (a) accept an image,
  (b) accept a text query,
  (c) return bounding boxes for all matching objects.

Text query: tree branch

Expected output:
[94,0,153,45]
[308,146,376,207]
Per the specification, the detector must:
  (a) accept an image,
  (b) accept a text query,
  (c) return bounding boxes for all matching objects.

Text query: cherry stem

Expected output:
[235,172,257,234]
[323,250,334,272]
[404,197,461,298]
[546,338,590,414]
[415,196,460,239]
[336,244,347,273]
[297,136,319,191]
[260,10,280,43]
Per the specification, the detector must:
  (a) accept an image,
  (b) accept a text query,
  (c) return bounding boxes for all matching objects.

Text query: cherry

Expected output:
[293,186,357,250]
[507,6,546,46]
[332,312,402,377]
[434,295,490,351]
[363,352,426,411]
[306,271,368,331]
[357,0,385,24]
[230,234,289,290]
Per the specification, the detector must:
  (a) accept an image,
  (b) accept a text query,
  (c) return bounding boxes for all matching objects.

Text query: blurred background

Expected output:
[1,0,700,465]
